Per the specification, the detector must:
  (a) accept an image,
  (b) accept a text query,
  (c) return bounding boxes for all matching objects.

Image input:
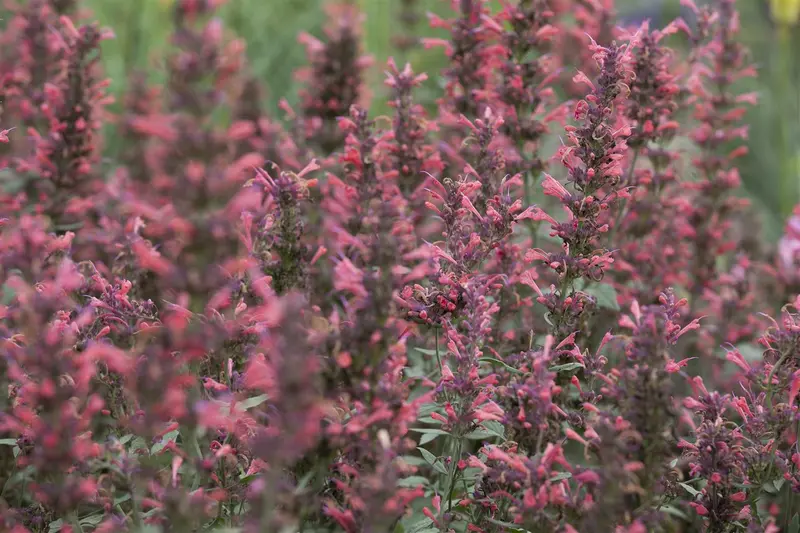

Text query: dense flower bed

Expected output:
[1,0,799,532]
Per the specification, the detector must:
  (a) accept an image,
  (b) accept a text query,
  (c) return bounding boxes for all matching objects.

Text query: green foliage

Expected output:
[83,0,797,235]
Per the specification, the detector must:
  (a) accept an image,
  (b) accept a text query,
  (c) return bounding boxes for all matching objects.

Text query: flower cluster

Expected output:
[1,0,799,532]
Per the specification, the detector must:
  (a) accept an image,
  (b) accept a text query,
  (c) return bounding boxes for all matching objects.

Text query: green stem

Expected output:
[445,437,463,514]
[434,326,442,373]
[184,424,203,490]
[130,478,143,530]
[766,351,790,409]
[776,27,798,218]
[69,513,85,533]
[608,150,640,243]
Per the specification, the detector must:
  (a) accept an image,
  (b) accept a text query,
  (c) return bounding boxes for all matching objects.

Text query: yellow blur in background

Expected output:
[770,0,800,26]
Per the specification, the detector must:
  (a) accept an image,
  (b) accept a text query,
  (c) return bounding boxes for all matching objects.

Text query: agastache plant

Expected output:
[528,35,634,345]
[296,2,371,155]
[682,0,756,303]
[611,20,687,304]
[12,16,112,228]
[1,0,799,531]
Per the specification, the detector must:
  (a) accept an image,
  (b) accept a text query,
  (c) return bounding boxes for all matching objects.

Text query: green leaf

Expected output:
[417,447,447,475]
[735,343,764,362]
[578,282,620,311]
[415,348,439,356]
[549,362,585,372]
[150,429,179,455]
[479,357,524,374]
[659,504,689,521]
[464,428,496,440]
[410,428,450,436]
[403,366,427,378]
[405,517,434,533]
[774,478,786,492]
[0,283,15,305]
[129,436,148,453]
[54,222,84,231]
[482,420,505,439]
[789,514,800,533]
[485,517,533,532]
[548,472,572,482]
[679,482,702,498]
[133,526,163,533]
[465,420,505,441]
[400,454,429,467]
[397,475,430,488]
[0,439,17,446]
[417,403,439,417]
[238,394,269,410]
[48,519,64,533]
[420,432,442,445]
[295,470,316,493]
[80,514,104,527]
[762,480,780,494]
[418,446,438,464]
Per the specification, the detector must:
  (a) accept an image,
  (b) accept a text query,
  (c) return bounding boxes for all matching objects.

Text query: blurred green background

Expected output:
[85,0,798,239]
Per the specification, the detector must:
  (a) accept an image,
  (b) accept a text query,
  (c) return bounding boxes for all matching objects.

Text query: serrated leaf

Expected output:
[465,420,505,441]
[789,514,800,533]
[659,504,689,521]
[80,514,104,527]
[482,420,505,439]
[549,362,585,372]
[403,366,426,378]
[485,517,532,532]
[417,447,447,475]
[418,446,437,464]
[735,343,763,362]
[679,482,702,497]
[400,454,428,467]
[133,526,163,533]
[419,432,441,445]
[295,470,316,493]
[238,394,269,410]
[397,475,429,488]
[150,429,179,455]
[479,357,524,374]
[54,222,84,231]
[405,517,434,533]
[464,429,495,440]
[579,282,620,311]
[129,436,148,453]
[417,403,439,417]
[410,428,450,435]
